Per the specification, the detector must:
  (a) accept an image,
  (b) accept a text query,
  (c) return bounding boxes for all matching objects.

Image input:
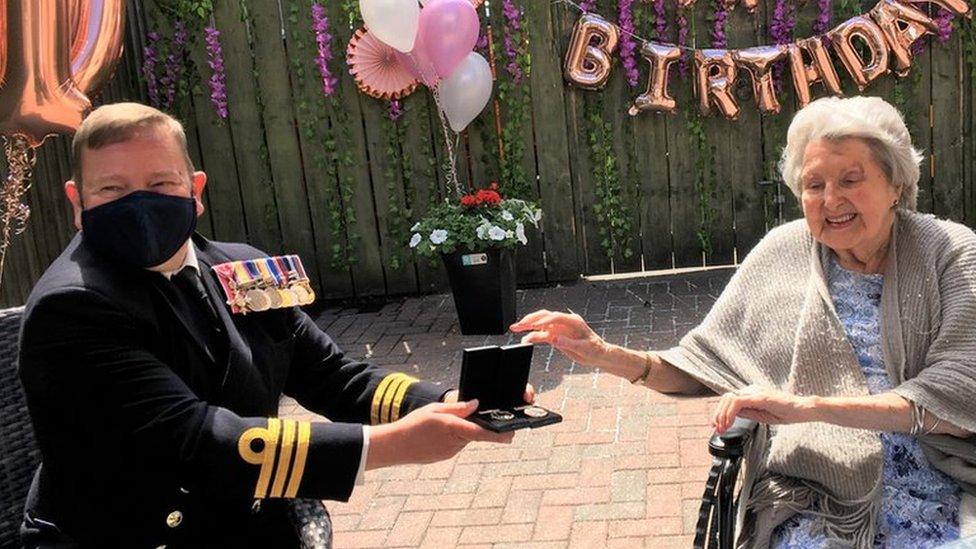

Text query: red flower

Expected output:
[460,183,504,208]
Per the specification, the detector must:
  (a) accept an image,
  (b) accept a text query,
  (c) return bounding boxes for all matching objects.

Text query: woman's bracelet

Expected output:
[630,352,654,385]
[910,401,943,436]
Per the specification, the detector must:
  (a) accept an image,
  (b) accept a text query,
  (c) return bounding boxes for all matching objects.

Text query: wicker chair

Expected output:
[0,307,37,548]
[693,417,758,549]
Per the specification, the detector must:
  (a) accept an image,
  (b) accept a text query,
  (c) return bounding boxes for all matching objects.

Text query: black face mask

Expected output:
[81,190,197,269]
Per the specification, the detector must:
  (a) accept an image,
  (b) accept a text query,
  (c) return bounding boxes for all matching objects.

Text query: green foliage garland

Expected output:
[585,95,635,260]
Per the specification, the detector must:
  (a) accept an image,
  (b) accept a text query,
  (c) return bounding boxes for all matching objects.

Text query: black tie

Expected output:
[173,266,222,327]
[171,266,227,370]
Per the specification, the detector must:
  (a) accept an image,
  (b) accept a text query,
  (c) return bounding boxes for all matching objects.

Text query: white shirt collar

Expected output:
[157,240,200,280]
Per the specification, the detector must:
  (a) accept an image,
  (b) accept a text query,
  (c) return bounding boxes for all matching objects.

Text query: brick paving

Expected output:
[279,269,735,548]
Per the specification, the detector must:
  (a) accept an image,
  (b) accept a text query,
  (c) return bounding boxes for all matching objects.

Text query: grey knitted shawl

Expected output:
[659,210,976,548]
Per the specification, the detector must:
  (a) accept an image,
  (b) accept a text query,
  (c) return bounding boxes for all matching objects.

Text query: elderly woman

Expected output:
[511,96,976,548]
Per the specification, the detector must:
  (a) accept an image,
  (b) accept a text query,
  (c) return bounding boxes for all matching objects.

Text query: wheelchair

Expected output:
[694,416,759,549]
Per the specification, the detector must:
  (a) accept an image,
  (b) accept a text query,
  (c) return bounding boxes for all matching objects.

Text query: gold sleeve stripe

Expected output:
[381,375,410,425]
[389,376,418,422]
[237,418,281,499]
[284,421,311,498]
[270,419,296,498]
[371,373,406,426]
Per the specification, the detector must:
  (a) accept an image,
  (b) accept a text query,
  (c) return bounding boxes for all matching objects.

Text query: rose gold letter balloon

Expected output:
[0,0,91,146]
[870,0,936,77]
[629,42,681,115]
[828,16,891,91]
[70,0,127,97]
[564,14,620,91]
[694,49,740,120]
[788,37,843,108]
[733,45,788,115]
[904,0,972,17]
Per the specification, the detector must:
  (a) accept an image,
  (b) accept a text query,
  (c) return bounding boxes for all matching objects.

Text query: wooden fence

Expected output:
[2,0,974,307]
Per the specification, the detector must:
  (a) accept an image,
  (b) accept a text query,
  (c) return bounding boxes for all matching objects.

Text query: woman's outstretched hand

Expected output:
[711,386,817,433]
[510,309,611,369]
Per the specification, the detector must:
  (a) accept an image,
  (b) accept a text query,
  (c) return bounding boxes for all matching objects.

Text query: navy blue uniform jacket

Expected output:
[18,233,445,547]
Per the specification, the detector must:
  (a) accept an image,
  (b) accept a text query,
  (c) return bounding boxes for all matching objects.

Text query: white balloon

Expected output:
[359,0,420,53]
[437,53,493,132]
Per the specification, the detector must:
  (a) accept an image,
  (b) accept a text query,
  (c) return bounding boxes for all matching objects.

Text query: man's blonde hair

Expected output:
[71,102,194,186]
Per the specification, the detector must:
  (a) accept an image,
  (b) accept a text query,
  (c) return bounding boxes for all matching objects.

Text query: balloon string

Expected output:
[0,135,35,289]
[431,86,464,199]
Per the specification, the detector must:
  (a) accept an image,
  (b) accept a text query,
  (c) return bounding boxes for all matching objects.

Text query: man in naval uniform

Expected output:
[18,103,524,547]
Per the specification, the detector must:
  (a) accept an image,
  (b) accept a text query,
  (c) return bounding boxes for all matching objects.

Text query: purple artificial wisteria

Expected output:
[142,31,162,108]
[812,0,832,37]
[204,25,228,119]
[936,8,955,42]
[677,11,690,75]
[501,0,525,84]
[652,0,668,41]
[578,0,597,12]
[389,99,403,121]
[311,2,338,98]
[711,0,728,48]
[158,20,188,110]
[769,0,796,91]
[618,0,640,87]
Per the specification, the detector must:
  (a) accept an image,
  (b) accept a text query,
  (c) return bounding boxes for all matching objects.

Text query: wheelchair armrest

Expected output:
[708,417,758,459]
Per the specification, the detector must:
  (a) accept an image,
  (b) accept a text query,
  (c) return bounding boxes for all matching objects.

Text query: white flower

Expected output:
[410,222,421,232]
[476,222,491,240]
[501,210,514,221]
[533,209,542,222]
[430,229,448,245]
[409,233,422,248]
[515,223,527,245]
[488,225,507,241]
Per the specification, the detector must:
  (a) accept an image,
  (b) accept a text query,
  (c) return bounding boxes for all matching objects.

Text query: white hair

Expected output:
[779,96,924,211]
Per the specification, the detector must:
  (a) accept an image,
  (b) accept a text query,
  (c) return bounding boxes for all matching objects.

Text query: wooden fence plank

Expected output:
[930,34,966,222]
[726,9,767,259]
[247,0,322,292]
[329,13,389,297]
[182,22,249,245]
[401,91,449,293]
[358,93,421,295]
[280,0,354,299]
[667,7,706,268]
[211,0,283,255]
[529,0,583,280]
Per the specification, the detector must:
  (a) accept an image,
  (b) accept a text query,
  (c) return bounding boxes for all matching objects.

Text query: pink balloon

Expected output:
[394,33,440,87]
[415,0,479,80]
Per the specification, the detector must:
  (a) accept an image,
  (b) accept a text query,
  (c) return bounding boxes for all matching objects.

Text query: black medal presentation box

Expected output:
[459,344,562,433]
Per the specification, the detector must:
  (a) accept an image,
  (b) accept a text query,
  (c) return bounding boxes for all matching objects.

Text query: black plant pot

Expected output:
[441,248,517,335]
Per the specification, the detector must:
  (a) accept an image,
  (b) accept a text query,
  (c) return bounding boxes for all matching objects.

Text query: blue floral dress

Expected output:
[771,255,960,548]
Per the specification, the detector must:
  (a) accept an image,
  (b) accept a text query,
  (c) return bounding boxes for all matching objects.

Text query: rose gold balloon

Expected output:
[564,14,620,91]
[70,0,127,97]
[629,42,681,115]
[740,0,759,13]
[788,37,843,108]
[733,45,788,115]
[870,0,937,77]
[694,49,740,120]
[903,0,972,17]
[0,0,90,147]
[828,16,891,91]
[678,0,696,9]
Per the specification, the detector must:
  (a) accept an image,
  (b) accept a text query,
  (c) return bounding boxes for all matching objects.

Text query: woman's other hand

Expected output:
[712,386,818,433]
[510,309,611,369]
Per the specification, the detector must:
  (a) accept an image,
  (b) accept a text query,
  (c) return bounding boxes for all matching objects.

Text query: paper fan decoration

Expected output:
[347,28,419,101]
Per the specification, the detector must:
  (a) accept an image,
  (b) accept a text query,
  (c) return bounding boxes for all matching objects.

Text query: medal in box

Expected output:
[459,343,562,433]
